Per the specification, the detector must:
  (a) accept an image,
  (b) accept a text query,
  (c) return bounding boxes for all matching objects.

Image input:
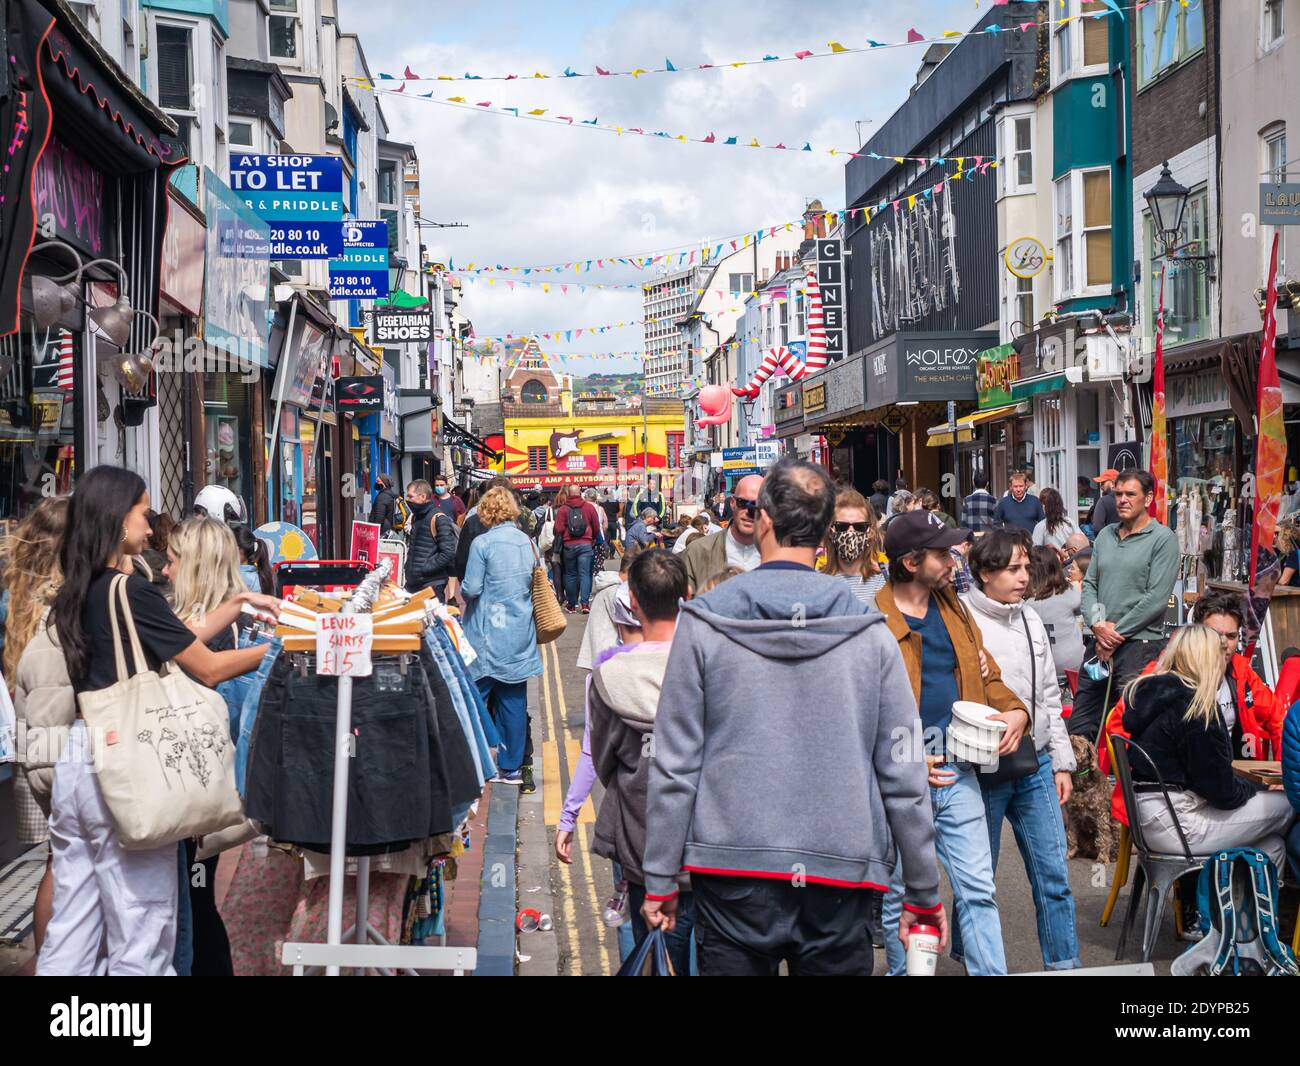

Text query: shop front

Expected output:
[267,297,338,553]
[0,0,181,524]
[867,330,996,495]
[799,352,883,491]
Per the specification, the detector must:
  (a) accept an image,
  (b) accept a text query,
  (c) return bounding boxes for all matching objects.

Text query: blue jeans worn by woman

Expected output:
[882,763,1006,975]
[980,750,1080,970]
[476,677,528,774]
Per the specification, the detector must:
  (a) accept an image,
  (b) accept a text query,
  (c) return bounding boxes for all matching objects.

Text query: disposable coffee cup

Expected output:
[905,924,941,976]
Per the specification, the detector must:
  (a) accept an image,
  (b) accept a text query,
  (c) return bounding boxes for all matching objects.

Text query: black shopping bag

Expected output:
[614,928,675,976]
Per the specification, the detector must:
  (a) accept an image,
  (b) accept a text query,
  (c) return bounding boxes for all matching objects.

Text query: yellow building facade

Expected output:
[502,407,686,491]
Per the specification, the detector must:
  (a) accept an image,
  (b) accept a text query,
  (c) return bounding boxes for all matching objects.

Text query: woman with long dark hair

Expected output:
[231,523,274,594]
[1032,487,1077,550]
[1025,545,1085,677]
[39,466,278,976]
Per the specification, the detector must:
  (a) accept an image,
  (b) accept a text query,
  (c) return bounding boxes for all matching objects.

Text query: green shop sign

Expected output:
[975,344,1019,409]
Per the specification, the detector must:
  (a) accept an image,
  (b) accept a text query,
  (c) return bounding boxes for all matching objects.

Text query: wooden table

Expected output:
[1232,760,1284,790]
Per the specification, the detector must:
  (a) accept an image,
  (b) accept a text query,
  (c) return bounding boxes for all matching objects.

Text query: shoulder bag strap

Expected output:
[106,573,131,684]
[1020,613,1037,731]
[113,574,151,675]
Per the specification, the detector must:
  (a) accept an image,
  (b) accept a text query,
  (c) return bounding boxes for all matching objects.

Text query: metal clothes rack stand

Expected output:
[280,559,476,976]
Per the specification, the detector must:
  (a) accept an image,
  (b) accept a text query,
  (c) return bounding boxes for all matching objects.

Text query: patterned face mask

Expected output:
[834,528,870,562]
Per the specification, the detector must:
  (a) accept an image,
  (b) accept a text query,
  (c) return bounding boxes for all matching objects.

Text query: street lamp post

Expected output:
[1143,161,1216,277]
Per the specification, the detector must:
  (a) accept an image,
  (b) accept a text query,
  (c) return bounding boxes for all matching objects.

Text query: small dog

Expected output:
[1064,735,1121,863]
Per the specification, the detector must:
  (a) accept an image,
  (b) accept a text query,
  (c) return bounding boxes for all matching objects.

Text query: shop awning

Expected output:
[442,414,502,462]
[926,402,1028,447]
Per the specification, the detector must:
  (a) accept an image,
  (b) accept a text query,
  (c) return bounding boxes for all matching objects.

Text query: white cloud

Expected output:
[337,0,981,374]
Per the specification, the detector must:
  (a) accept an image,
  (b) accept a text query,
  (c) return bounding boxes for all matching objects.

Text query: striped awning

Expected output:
[926,402,1028,447]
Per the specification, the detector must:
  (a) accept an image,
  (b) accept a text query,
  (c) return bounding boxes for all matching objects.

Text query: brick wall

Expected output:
[1130,0,1219,176]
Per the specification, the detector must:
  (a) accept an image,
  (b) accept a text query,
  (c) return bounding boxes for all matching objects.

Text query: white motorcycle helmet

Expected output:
[193,484,246,523]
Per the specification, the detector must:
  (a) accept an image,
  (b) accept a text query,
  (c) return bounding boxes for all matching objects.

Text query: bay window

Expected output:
[1051,0,1110,84]
[1054,167,1113,300]
[269,0,300,62]
[998,112,1034,196]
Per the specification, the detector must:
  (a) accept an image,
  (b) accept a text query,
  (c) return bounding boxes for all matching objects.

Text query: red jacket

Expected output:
[1100,654,1286,825]
[556,500,601,546]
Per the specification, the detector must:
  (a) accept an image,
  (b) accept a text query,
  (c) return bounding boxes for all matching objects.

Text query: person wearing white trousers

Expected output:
[37,721,178,976]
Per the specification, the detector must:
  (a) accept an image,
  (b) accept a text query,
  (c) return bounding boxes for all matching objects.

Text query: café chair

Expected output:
[1109,734,1209,963]
[1098,823,1131,928]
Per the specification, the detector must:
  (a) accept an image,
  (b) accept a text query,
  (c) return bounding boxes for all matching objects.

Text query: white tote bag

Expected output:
[77,573,245,850]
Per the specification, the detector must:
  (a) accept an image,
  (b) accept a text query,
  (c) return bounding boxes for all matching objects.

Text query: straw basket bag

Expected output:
[529,541,567,644]
[76,573,245,849]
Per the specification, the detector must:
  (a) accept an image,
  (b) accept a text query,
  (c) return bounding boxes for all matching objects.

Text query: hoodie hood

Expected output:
[1124,673,1193,737]
[592,570,621,596]
[592,645,673,731]
[683,566,878,661]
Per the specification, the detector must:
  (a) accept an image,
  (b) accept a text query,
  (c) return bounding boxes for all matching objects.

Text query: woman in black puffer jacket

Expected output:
[1122,624,1296,873]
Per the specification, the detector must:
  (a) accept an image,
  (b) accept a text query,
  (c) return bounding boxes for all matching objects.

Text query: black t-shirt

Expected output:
[77,571,197,694]
[1287,549,1300,587]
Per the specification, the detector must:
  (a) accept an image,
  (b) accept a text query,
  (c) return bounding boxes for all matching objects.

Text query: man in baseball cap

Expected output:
[873,506,1028,977]
[1088,469,1121,532]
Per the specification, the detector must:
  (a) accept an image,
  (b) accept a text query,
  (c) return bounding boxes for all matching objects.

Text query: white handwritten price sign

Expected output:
[316,614,374,677]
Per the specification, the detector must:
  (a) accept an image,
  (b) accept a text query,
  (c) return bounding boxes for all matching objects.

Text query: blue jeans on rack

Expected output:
[235,635,282,796]
[881,762,1006,976]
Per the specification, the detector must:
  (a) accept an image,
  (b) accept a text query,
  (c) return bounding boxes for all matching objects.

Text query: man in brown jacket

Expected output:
[874,508,1029,976]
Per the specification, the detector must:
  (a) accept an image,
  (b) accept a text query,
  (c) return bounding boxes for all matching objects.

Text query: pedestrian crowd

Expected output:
[7,458,1300,977]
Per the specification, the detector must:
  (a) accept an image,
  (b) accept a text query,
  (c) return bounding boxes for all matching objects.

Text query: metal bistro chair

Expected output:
[1109,734,1209,963]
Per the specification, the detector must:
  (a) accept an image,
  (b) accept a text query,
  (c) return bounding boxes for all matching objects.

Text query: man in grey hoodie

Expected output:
[641,458,945,976]
[589,549,693,974]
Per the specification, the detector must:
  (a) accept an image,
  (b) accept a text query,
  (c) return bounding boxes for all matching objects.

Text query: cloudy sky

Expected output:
[337,0,984,375]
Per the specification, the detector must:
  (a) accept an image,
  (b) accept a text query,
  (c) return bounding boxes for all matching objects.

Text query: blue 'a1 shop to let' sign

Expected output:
[229,154,344,258]
[328,221,389,299]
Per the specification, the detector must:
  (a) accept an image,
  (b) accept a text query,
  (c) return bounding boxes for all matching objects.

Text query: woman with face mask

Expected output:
[821,488,885,607]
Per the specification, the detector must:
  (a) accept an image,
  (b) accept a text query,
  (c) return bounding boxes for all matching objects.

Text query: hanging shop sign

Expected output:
[1004,236,1048,279]
[801,352,865,426]
[816,238,846,361]
[880,407,912,434]
[867,331,997,408]
[373,308,434,344]
[229,154,344,258]
[722,446,760,475]
[755,440,781,468]
[335,375,384,411]
[1260,184,1300,227]
[1167,369,1230,419]
[160,189,206,316]
[328,220,389,298]
[204,168,272,368]
[283,321,330,409]
[976,343,1020,409]
[32,138,110,258]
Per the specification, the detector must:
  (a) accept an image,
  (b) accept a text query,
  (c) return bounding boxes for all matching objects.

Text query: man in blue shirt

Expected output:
[872,509,1028,976]
[993,472,1044,533]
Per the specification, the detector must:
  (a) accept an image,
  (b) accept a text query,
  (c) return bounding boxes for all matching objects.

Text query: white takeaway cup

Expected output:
[905,924,941,976]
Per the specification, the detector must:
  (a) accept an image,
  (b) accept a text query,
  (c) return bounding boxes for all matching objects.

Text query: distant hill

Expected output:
[573,372,643,397]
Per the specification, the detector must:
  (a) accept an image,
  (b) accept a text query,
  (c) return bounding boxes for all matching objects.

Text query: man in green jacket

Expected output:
[1070,468,1179,739]
[680,474,763,592]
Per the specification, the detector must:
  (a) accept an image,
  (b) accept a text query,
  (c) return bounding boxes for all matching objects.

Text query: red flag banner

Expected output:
[1245,234,1284,656]
[1150,265,1168,522]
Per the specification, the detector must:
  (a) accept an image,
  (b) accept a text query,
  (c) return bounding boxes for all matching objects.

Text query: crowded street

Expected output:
[3,0,1300,1037]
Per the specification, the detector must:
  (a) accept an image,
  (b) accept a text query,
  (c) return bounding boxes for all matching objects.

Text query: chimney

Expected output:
[802,198,826,241]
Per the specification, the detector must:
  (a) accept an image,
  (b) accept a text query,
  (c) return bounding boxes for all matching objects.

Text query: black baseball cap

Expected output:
[884,510,971,560]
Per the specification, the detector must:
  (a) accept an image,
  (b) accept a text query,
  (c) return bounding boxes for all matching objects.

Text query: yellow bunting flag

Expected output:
[448,96,466,102]
[828,42,846,52]
[527,108,546,115]
[908,195,917,209]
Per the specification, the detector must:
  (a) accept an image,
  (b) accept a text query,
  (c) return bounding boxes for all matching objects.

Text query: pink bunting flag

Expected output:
[561,285,569,294]
[704,132,716,143]
[394,82,406,92]
[907,29,924,42]
[404,65,418,79]
[506,280,515,290]
[596,66,611,75]
[730,240,738,250]
[774,143,787,150]
[794,50,813,59]
[558,116,574,124]
[1019,20,1035,30]
[506,74,517,80]
[477,101,491,107]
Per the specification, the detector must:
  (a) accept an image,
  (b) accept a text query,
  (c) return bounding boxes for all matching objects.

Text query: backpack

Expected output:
[566,503,589,540]
[393,496,412,534]
[1170,848,1299,976]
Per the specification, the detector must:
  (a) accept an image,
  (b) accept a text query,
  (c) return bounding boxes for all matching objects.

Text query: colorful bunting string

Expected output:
[351,3,1154,87]
[369,84,1006,171]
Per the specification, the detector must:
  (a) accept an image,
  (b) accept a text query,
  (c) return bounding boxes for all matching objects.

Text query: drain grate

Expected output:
[0,843,48,945]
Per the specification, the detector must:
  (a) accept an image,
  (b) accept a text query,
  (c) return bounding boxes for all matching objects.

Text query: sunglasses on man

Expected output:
[732,497,759,514]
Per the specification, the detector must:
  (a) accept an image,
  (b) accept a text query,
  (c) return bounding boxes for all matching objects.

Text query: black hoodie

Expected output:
[1121,673,1256,810]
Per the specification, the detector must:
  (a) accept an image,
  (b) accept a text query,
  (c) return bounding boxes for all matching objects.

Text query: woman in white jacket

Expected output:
[962,528,1081,971]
